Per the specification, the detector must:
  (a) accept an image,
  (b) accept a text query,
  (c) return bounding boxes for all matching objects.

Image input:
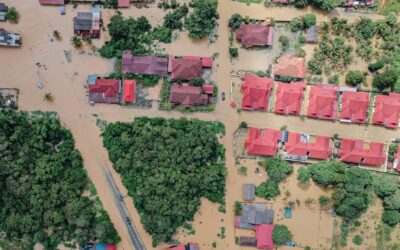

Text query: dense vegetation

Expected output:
[290,0,344,12]
[5,7,19,24]
[0,110,119,249]
[102,117,226,246]
[185,0,219,39]
[273,224,292,246]
[289,13,316,32]
[256,158,293,200]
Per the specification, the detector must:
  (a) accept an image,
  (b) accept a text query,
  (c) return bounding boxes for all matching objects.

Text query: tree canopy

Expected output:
[185,0,219,39]
[0,110,119,249]
[291,0,343,12]
[345,70,365,86]
[273,224,292,245]
[102,117,226,246]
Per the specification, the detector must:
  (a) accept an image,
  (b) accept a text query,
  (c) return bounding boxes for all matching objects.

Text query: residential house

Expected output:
[284,132,332,161]
[307,86,338,120]
[168,56,212,80]
[306,25,319,43]
[274,82,306,115]
[0,29,20,47]
[235,23,274,48]
[88,77,120,104]
[169,83,213,108]
[339,138,386,166]
[372,93,400,129]
[0,3,8,21]
[39,0,65,5]
[243,184,256,201]
[165,243,199,250]
[123,80,135,103]
[118,0,130,7]
[235,204,274,230]
[244,127,281,156]
[241,75,273,111]
[121,51,168,75]
[340,91,370,124]
[73,8,101,39]
[273,54,306,80]
[255,224,275,249]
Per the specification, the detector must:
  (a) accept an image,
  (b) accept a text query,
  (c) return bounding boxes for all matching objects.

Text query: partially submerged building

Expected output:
[340,91,370,124]
[165,243,199,250]
[339,138,386,167]
[274,82,306,115]
[235,23,274,48]
[73,8,101,39]
[243,184,256,201]
[0,2,8,21]
[305,25,319,43]
[284,132,332,161]
[241,76,273,111]
[235,204,274,230]
[372,93,400,129]
[0,29,21,47]
[169,83,214,108]
[168,56,212,80]
[121,51,168,75]
[244,127,281,156]
[39,0,65,5]
[307,86,338,120]
[88,76,121,104]
[123,80,135,104]
[273,54,306,80]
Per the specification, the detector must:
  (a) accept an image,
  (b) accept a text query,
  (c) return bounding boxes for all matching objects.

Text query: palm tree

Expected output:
[53,30,62,41]
[70,35,82,49]
[43,92,54,103]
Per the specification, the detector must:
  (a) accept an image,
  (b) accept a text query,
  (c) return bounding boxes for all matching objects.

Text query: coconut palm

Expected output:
[43,92,54,103]
[70,35,82,49]
[53,30,61,41]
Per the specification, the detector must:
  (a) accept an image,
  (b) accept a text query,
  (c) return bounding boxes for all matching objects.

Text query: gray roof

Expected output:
[238,237,257,247]
[0,3,8,13]
[241,204,274,225]
[306,25,319,43]
[0,29,20,47]
[74,12,93,31]
[243,184,256,201]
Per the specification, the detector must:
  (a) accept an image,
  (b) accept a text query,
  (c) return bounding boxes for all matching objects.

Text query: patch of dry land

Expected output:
[1,0,399,249]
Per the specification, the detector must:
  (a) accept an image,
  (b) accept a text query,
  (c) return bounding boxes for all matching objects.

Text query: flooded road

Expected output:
[0,1,391,249]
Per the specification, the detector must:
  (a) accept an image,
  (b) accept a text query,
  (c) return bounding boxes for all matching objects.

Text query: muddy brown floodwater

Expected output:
[0,1,394,249]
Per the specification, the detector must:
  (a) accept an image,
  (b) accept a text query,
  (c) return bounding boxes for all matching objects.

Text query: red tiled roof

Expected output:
[39,0,64,4]
[307,86,337,120]
[183,56,213,68]
[255,224,275,249]
[340,91,370,124]
[241,75,273,111]
[273,54,305,79]
[285,133,332,160]
[235,23,274,48]
[244,127,281,156]
[274,82,306,115]
[123,80,135,103]
[169,57,203,80]
[122,51,168,75]
[169,83,210,107]
[106,244,117,250]
[339,138,386,166]
[202,84,214,95]
[118,0,129,7]
[88,79,120,104]
[372,93,400,129]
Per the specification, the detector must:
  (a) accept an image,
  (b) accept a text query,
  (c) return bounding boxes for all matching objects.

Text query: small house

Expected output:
[240,75,273,111]
[340,91,370,124]
[235,23,274,48]
[87,76,121,104]
[307,86,338,120]
[169,83,214,108]
[305,25,319,43]
[284,132,332,160]
[168,56,212,80]
[245,127,281,157]
[123,80,135,104]
[243,184,256,201]
[339,138,385,166]
[274,82,306,116]
[121,51,168,75]
[372,93,400,129]
[0,3,8,21]
[273,54,306,80]
[73,8,101,39]
[235,203,274,230]
[0,29,21,47]
[238,237,257,247]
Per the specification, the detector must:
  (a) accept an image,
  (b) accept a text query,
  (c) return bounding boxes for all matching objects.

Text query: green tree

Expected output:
[383,191,400,211]
[256,180,280,200]
[229,47,239,58]
[279,35,289,51]
[297,167,311,184]
[345,70,365,86]
[302,13,316,29]
[353,235,363,245]
[273,224,293,245]
[368,60,385,73]
[319,195,331,208]
[185,0,219,39]
[374,175,398,198]
[228,13,243,30]
[70,36,82,49]
[43,92,54,102]
[382,210,400,226]
[261,157,293,183]
[373,68,399,91]
[234,201,242,216]
[53,30,61,41]
[5,7,19,24]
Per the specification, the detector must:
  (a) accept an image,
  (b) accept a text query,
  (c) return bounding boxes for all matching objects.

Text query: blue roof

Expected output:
[91,7,101,13]
[88,74,97,85]
[95,243,106,250]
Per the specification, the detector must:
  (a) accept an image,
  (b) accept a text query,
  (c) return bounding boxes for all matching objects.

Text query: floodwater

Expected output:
[0,1,394,249]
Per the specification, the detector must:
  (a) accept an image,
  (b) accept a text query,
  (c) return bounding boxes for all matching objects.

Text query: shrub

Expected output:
[228,13,243,30]
[239,121,248,128]
[5,7,19,24]
[256,180,280,200]
[273,224,293,245]
[279,35,290,51]
[234,201,242,216]
[318,195,331,208]
[353,235,363,245]
[328,75,339,85]
[368,60,385,73]
[345,70,365,86]
[297,167,311,184]
[373,68,399,91]
[229,47,239,58]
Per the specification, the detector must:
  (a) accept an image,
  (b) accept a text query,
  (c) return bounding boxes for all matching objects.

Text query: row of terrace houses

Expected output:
[244,127,386,167]
[39,0,154,7]
[239,75,400,129]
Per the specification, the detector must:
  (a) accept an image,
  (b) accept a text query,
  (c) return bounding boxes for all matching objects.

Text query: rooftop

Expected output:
[121,51,168,75]
[339,138,386,166]
[235,23,274,48]
[168,57,203,80]
[244,127,281,156]
[307,86,338,120]
[373,93,400,129]
[285,132,332,160]
[274,82,306,115]
[273,54,306,79]
[241,75,273,111]
[340,91,370,124]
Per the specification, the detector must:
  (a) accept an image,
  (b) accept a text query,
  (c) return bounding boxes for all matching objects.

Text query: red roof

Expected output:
[339,138,386,166]
[88,79,120,104]
[241,76,273,111]
[169,83,210,107]
[235,23,274,48]
[274,82,306,115]
[372,93,400,129]
[340,91,370,124]
[106,244,117,250]
[169,57,203,80]
[285,133,332,160]
[121,51,168,75]
[255,224,274,249]
[118,0,129,7]
[244,127,281,156]
[273,54,305,79]
[183,56,213,68]
[202,84,214,95]
[307,86,337,120]
[123,80,135,103]
[39,0,64,4]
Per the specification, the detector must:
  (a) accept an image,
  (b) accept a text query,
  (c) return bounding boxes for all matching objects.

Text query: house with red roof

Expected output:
[241,76,273,111]
[255,224,275,249]
[274,82,306,115]
[121,51,168,75]
[168,56,212,80]
[169,83,213,108]
[244,127,281,156]
[118,0,130,7]
[273,54,305,80]
[284,132,332,160]
[123,80,135,103]
[339,138,386,166]
[88,78,120,104]
[340,91,370,124]
[307,86,338,120]
[39,0,64,5]
[372,93,400,129]
[235,23,274,48]
[165,243,199,250]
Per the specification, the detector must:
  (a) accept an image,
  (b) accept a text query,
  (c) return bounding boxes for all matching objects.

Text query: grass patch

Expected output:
[380,0,400,15]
